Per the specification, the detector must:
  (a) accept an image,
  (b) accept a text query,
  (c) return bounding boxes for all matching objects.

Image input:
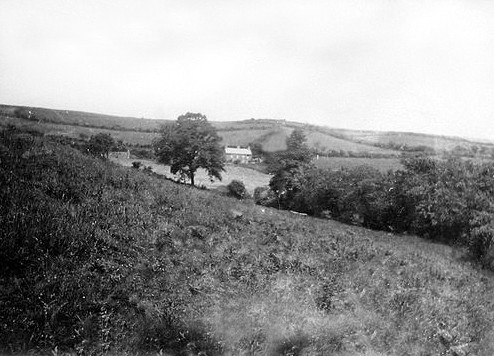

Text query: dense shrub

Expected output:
[266,155,494,266]
[227,180,248,199]
[254,186,277,207]
[130,147,154,159]
[87,133,115,159]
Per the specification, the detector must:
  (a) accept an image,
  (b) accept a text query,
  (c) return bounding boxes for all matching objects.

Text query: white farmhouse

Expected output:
[225,146,252,163]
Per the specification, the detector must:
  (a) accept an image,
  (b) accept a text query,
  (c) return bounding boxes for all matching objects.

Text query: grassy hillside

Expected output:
[0,104,167,132]
[314,156,403,172]
[1,127,494,355]
[0,104,398,155]
[5,103,494,160]
[3,104,494,157]
[328,128,494,153]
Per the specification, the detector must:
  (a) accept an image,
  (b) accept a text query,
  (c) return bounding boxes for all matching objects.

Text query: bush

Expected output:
[227,180,248,199]
[131,147,154,160]
[254,186,278,207]
[87,133,115,159]
[468,210,494,265]
[132,161,142,169]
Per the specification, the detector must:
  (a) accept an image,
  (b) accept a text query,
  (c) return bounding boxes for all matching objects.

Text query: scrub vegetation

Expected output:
[261,130,494,270]
[1,126,494,355]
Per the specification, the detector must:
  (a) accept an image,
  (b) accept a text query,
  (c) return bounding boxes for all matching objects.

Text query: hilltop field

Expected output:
[1,126,494,355]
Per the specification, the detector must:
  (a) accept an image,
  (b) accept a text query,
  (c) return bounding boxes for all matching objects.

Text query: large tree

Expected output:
[87,133,115,159]
[154,113,225,186]
[268,129,314,209]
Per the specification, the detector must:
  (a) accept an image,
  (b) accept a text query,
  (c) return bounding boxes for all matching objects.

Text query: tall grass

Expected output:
[1,127,493,355]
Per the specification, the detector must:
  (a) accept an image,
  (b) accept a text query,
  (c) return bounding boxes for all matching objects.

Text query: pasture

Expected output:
[110,156,271,193]
[314,156,403,172]
[305,130,397,155]
[217,128,274,147]
[331,128,494,152]
[4,103,494,159]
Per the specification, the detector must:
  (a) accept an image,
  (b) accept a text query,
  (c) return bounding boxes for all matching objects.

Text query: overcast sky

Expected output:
[1,0,494,139]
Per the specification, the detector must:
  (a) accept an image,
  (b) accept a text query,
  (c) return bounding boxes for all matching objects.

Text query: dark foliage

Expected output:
[267,129,314,210]
[227,180,248,199]
[154,113,225,186]
[131,147,154,160]
[87,133,115,159]
[260,154,494,266]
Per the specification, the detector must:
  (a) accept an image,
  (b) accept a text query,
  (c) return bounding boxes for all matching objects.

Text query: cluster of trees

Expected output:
[86,133,115,158]
[257,129,494,267]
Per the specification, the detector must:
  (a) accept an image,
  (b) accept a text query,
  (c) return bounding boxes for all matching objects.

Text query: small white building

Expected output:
[225,146,252,163]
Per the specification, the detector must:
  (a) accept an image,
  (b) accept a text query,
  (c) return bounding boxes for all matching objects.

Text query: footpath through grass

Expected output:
[1,130,494,355]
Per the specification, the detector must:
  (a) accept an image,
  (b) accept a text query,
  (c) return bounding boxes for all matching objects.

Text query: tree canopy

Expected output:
[87,133,115,159]
[286,128,308,151]
[268,129,314,209]
[153,112,225,186]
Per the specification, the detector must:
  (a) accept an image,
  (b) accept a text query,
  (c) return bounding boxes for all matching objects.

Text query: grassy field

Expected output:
[329,128,494,152]
[42,122,160,145]
[314,156,403,172]
[110,156,271,193]
[2,129,494,355]
[305,130,397,155]
[6,103,494,159]
[1,113,398,156]
[0,104,167,131]
[3,103,494,155]
[218,126,398,155]
[0,115,161,145]
[217,129,274,148]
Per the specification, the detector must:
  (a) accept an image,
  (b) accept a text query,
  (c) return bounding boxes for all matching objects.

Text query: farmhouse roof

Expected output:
[225,146,252,155]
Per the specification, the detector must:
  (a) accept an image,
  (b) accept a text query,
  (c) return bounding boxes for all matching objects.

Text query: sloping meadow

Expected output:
[1,129,493,355]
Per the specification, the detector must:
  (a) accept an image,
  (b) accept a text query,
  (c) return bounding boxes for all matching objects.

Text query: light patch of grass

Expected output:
[111,157,271,194]
[314,156,403,172]
[217,129,274,147]
[205,274,383,355]
[306,131,396,155]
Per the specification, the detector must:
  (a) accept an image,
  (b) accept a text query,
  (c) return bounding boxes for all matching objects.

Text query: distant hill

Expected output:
[325,127,494,153]
[0,104,168,132]
[1,104,493,157]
